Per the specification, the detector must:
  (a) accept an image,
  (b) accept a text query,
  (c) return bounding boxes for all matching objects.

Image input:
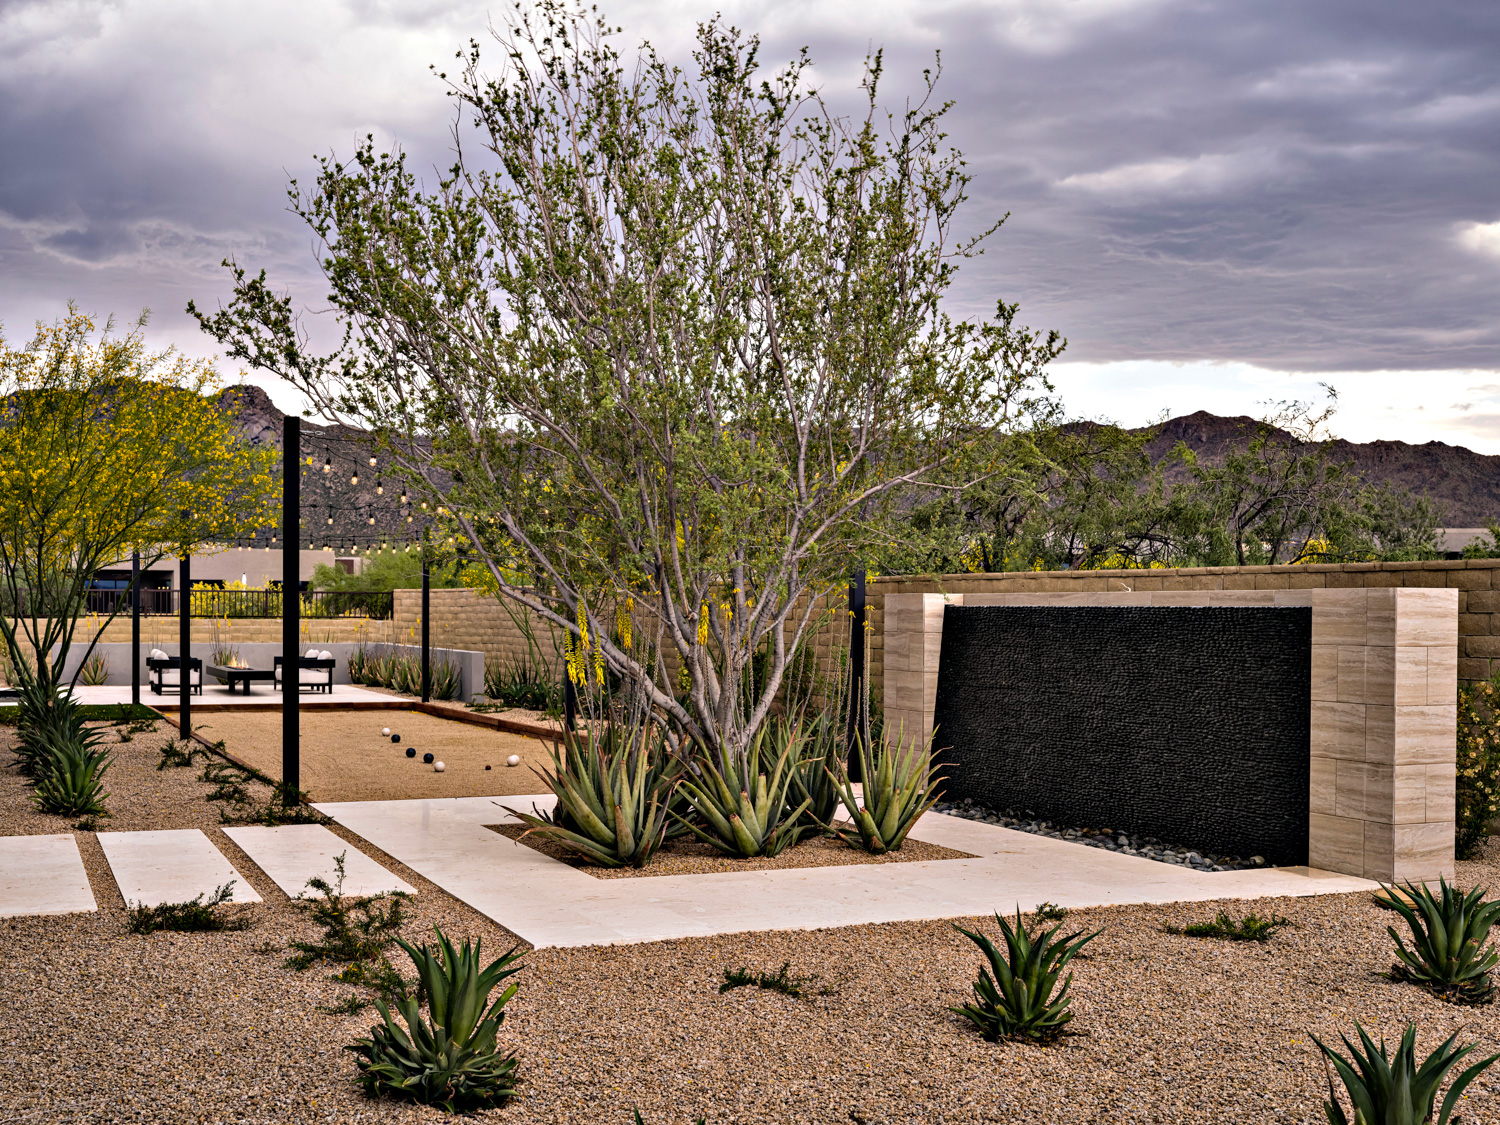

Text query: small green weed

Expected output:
[1032,902,1068,922]
[317,994,375,1016]
[1165,910,1291,942]
[72,815,105,832]
[157,740,210,770]
[127,881,253,935]
[633,1112,706,1125]
[719,961,833,999]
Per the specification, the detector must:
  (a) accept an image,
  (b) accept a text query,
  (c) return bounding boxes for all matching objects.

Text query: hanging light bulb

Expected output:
[327,515,334,525]
[376,479,384,496]
[421,501,428,510]
[323,456,332,473]
[368,515,376,525]
[351,470,359,485]
[406,514,413,523]
[369,455,377,467]
[399,489,408,505]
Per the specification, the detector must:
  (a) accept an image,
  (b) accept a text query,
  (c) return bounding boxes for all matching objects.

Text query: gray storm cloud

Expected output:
[1,0,1497,374]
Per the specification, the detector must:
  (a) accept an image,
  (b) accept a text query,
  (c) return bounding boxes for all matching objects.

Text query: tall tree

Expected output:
[193,3,1061,757]
[0,307,277,705]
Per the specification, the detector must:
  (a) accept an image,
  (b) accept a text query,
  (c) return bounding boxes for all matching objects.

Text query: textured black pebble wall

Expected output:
[931,605,1312,865]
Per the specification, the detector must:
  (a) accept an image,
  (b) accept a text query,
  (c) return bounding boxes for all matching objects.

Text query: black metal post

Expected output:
[846,568,867,778]
[130,551,140,710]
[420,538,431,702]
[283,416,301,803]
[179,542,191,739]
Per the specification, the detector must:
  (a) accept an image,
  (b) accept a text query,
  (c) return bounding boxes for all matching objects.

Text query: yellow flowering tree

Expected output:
[0,307,278,705]
[1457,679,1500,859]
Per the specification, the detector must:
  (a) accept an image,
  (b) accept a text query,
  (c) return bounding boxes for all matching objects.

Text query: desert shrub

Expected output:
[1382,877,1500,1004]
[951,909,1101,1044]
[1457,680,1500,859]
[348,927,524,1112]
[157,740,210,770]
[1314,1021,1500,1125]
[31,738,112,816]
[286,852,411,974]
[483,648,563,715]
[127,882,253,934]
[1164,910,1290,942]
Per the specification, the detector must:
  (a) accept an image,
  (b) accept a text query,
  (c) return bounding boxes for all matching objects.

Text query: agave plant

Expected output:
[32,738,112,816]
[1381,877,1500,1003]
[673,721,813,858]
[824,727,943,854]
[790,710,843,834]
[14,683,87,777]
[951,908,1101,1043]
[505,722,679,868]
[1313,1021,1500,1125]
[348,927,524,1112]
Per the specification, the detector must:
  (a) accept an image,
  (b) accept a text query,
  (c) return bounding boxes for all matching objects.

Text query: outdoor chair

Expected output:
[274,649,336,694]
[146,650,202,696]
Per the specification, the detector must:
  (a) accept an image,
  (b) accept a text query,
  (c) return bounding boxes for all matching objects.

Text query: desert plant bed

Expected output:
[191,709,553,802]
[489,821,975,878]
[6,720,1500,1122]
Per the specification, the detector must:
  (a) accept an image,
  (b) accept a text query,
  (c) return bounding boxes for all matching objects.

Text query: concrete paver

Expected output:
[97,829,262,909]
[0,834,96,918]
[315,795,1377,949]
[224,824,414,899]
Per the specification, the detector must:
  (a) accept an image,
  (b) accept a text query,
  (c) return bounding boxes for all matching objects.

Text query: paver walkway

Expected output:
[223,824,414,899]
[97,829,262,908]
[0,834,96,917]
[316,795,1378,949]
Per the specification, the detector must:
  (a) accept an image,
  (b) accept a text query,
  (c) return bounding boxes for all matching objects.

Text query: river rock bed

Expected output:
[933,797,1268,872]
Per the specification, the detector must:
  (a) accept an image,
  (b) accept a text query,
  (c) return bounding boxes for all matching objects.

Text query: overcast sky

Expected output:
[3,1,1499,446]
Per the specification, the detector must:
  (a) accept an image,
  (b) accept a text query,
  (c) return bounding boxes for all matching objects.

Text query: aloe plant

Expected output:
[348,927,524,1112]
[1314,1022,1500,1125]
[790,710,843,833]
[825,728,943,853]
[951,908,1101,1043]
[1381,877,1500,1004]
[505,722,679,868]
[673,721,813,858]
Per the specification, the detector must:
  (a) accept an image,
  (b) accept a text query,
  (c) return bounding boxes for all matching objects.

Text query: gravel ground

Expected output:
[490,823,975,878]
[7,725,1500,1124]
[196,710,550,802]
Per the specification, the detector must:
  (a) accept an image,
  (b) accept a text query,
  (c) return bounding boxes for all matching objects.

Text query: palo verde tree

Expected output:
[192,2,1062,758]
[0,307,278,707]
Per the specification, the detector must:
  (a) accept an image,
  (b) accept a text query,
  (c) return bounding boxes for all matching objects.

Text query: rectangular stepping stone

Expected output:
[98,829,262,909]
[0,834,96,917]
[223,824,414,899]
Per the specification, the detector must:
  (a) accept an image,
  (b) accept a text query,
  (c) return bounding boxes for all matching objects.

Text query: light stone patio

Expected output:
[315,795,1377,949]
[70,683,404,708]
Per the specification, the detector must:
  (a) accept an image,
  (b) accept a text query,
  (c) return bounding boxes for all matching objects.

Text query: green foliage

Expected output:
[719,961,832,999]
[347,927,524,1112]
[790,710,844,834]
[1313,1022,1500,1125]
[127,881,251,934]
[1382,877,1500,1004]
[504,722,679,868]
[194,3,1062,765]
[951,909,1101,1044]
[1461,524,1500,560]
[310,547,465,593]
[1032,902,1068,922]
[286,852,412,972]
[483,649,562,716]
[674,723,813,858]
[1457,679,1500,860]
[1164,910,1290,942]
[825,729,943,854]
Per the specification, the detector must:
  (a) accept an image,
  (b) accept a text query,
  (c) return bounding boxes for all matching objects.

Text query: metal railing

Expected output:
[82,588,395,620]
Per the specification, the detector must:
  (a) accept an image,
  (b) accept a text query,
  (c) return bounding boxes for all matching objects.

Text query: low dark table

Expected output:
[209,665,276,695]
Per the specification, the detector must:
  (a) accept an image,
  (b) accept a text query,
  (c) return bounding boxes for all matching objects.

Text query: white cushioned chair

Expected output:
[146,649,202,695]
[274,649,336,694]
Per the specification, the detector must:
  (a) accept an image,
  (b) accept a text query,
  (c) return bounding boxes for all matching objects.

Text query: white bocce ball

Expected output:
[381,727,391,736]
[506,754,521,767]
[433,761,446,773]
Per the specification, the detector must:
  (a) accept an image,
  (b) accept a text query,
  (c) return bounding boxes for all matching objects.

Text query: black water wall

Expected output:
[930,605,1311,864]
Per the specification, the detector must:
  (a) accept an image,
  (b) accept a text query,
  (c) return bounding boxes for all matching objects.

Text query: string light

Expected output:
[376,479,384,496]
[350,470,359,485]
[368,455,377,467]
[323,456,332,474]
